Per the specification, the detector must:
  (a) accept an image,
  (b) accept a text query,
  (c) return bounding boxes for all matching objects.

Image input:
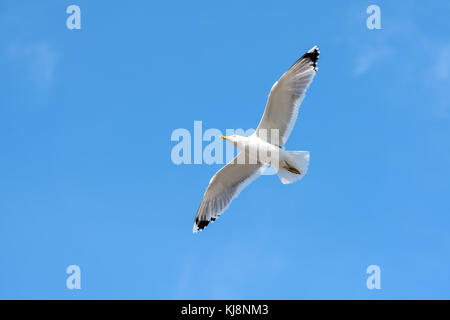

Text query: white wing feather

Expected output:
[193,153,267,233]
[256,46,319,147]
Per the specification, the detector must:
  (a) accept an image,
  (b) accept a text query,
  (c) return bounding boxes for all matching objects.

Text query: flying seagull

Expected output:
[193,46,319,233]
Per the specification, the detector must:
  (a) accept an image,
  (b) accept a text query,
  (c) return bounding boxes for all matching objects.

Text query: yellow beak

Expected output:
[221,136,228,141]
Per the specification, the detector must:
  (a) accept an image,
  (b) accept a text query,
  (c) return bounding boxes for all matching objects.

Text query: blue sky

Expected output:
[1,0,450,299]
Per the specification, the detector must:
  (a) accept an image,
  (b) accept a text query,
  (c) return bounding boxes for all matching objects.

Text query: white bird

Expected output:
[193,46,319,233]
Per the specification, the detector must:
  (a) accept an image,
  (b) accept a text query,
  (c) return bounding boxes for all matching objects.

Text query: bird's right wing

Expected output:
[193,153,267,233]
[256,46,319,147]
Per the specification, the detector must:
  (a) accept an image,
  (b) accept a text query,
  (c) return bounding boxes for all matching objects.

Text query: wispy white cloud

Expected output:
[433,44,450,81]
[429,44,450,118]
[354,45,394,75]
[174,242,286,299]
[5,41,57,90]
[344,9,450,118]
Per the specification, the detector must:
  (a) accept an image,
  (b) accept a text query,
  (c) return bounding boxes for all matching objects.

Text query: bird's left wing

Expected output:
[256,46,319,147]
[193,153,267,233]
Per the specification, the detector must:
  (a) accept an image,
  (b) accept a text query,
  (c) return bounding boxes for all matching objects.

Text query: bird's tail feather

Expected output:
[277,151,310,184]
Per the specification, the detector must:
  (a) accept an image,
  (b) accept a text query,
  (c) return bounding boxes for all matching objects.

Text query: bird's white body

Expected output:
[226,134,310,184]
[229,134,287,169]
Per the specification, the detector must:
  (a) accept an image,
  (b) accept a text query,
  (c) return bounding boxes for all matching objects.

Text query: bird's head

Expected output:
[221,134,238,144]
[221,135,249,150]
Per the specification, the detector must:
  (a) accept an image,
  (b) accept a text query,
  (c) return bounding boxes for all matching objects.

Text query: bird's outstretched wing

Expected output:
[256,46,319,148]
[193,153,267,233]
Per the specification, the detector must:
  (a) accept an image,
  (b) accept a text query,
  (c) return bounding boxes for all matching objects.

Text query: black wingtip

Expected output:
[193,216,218,233]
[197,220,210,230]
[289,46,320,72]
[193,218,210,233]
[300,46,320,71]
[291,46,320,71]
